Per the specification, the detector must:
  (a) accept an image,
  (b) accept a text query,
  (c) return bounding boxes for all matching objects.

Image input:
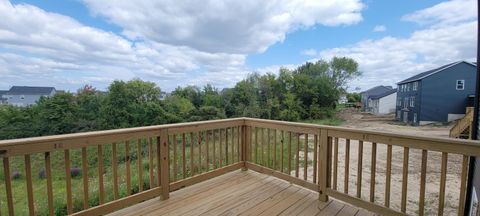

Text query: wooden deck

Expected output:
[111,170,373,216]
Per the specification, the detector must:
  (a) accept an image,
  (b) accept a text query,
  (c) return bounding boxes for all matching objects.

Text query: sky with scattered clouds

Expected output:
[0,0,477,92]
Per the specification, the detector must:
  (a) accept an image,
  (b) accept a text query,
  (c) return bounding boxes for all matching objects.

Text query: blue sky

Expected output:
[0,0,477,92]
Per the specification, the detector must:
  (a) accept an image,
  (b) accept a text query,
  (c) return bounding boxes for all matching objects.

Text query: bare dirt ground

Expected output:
[297,108,462,215]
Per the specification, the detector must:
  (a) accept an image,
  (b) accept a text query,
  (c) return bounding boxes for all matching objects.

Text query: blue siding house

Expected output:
[396,61,476,125]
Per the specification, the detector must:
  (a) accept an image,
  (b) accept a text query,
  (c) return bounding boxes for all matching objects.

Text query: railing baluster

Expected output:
[333,137,338,190]
[438,152,448,215]
[213,130,216,169]
[45,152,54,215]
[267,128,271,168]
[345,139,350,194]
[148,138,155,187]
[273,129,277,171]
[226,128,229,165]
[357,141,363,198]
[231,127,235,164]
[198,132,202,174]
[137,139,143,191]
[288,131,292,175]
[112,143,119,199]
[219,129,223,167]
[458,155,469,216]
[182,134,187,178]
[159,129,170,200]
[173,135,177,181]
[419,150,428,216]
[401,147,409,213]
[126,140,131,195]
[318,128,329,202]
[304,134,308,181]
[156,136,161,189]
[261,128,265,166]
[237,126,241,163]
[370,142,377,202]
[313,134,318,183]
[98,145,105,204]
[63,150,73,214]
[295,133,300,178]
[206,130,209,171]
[280,130,284,173]
[25,155,35,215]
[190,132,194,174]
[3,157,13,216]
[254,127,258,164]
[249,127,253,162]
[385,144,392,207]
[82,147,89,209]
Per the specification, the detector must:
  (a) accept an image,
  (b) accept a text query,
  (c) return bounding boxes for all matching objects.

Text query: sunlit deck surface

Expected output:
[110,170,374,216]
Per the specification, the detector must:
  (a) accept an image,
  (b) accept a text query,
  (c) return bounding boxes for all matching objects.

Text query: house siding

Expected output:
[4,90,55,107]
[396,81,422,124]
[420,63,476,122]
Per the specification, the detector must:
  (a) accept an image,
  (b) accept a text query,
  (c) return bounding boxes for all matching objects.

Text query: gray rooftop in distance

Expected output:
[369,88,397,100]
[6,86,55,95]
[397,61,476,84]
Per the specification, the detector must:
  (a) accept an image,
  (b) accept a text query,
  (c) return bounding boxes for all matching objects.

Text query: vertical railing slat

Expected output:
[182,134,186,178]
[267,128,271,168]
[213,130,216,169]
[3,157,13,216]
[333,137,338,190]
[198,132,202,174]
[45,152,54,216]
[370,142,377,202]
[126,140,131,196]
[159,129,170,200]
[112,143,119,199]
[304,134,308,181]
[288,132,292,175]
[261,128,264,166]
[419,150,428,216]
[318,128,328,202]
[280,130,284,173]
[173,135,177,181]
[148,138,155,187]
[295,133,300,178]
[357,141,363,198]
[458,155,469,216]
[273,129,277,171]
[231,127,235,165]
[401,147,409,213]
[206,130,209,172]
[137,139,143,192]
[313,134,318,183]
[63,150,73,214]
[226,128,229,165]
[190,132,195,174]
[438,152,448,216]
[237,126,241,163]
[345,139,350,194]
[98,145,105,204]
[219,129,223,168]
[254,128,258,164]
[25,155,35,215]
[81,147,89,209]
[385,144,392,207]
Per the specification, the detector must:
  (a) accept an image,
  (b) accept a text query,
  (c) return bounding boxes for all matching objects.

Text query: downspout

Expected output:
[464,1,480,214]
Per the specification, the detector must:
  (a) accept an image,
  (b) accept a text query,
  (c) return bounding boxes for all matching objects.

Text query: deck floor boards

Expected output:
[110,170,371,216]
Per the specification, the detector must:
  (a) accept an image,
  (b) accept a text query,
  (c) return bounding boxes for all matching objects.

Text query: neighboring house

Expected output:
[3,86,56,107]
[396,61,476,125]
[338,95,347,104]
[368,88,397,115]
[360,85,393,111]
[0,90,7,104]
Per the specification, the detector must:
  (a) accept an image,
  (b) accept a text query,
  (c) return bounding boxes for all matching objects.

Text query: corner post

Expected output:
[159,129,170,200]
[241,120,248,171]
[318,128,329,202]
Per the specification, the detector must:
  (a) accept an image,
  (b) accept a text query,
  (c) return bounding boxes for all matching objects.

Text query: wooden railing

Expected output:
[0,117,479,215]
[449,107,474,139]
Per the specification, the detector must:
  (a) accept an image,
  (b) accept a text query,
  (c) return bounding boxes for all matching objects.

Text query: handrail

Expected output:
[0,117,479,215]
[449,107,474,138]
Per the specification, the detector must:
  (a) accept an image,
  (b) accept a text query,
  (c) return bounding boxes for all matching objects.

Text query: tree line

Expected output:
[0,57,360,140]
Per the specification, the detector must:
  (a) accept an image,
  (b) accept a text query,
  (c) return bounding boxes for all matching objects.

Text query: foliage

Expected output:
[346,92,361,103]
[0,57,360,140]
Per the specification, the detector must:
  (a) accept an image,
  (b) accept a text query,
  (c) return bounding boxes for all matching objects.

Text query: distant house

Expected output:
[360,85,393,111]
[396,61,476,125]
[337,95,348,104]
[0,90,8,104]
[368,88,397,115]
[3,86,56,107]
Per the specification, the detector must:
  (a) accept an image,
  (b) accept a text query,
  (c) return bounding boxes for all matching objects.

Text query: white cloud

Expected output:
[302,0,476,92]
[372,25,386,32]
[301,49,318,56]
[0,0,365,91]
[82,0,364,54]
[402,0,476,27]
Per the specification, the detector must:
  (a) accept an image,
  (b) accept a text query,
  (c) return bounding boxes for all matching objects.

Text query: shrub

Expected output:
[38,168,46,179]
[70,166,81,178]
[11,171,21,180]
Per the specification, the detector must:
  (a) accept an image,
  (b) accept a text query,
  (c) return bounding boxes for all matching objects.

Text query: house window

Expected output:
[413,82,418,91]
[456,80,465,90]
[410,96,415,107]
[413,113,417,123]
[397,98,402,106]
[404,98,408,108]
[20,95,25,100]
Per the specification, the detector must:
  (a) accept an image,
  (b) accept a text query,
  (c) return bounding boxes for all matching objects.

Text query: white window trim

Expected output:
[456,80,465,90]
